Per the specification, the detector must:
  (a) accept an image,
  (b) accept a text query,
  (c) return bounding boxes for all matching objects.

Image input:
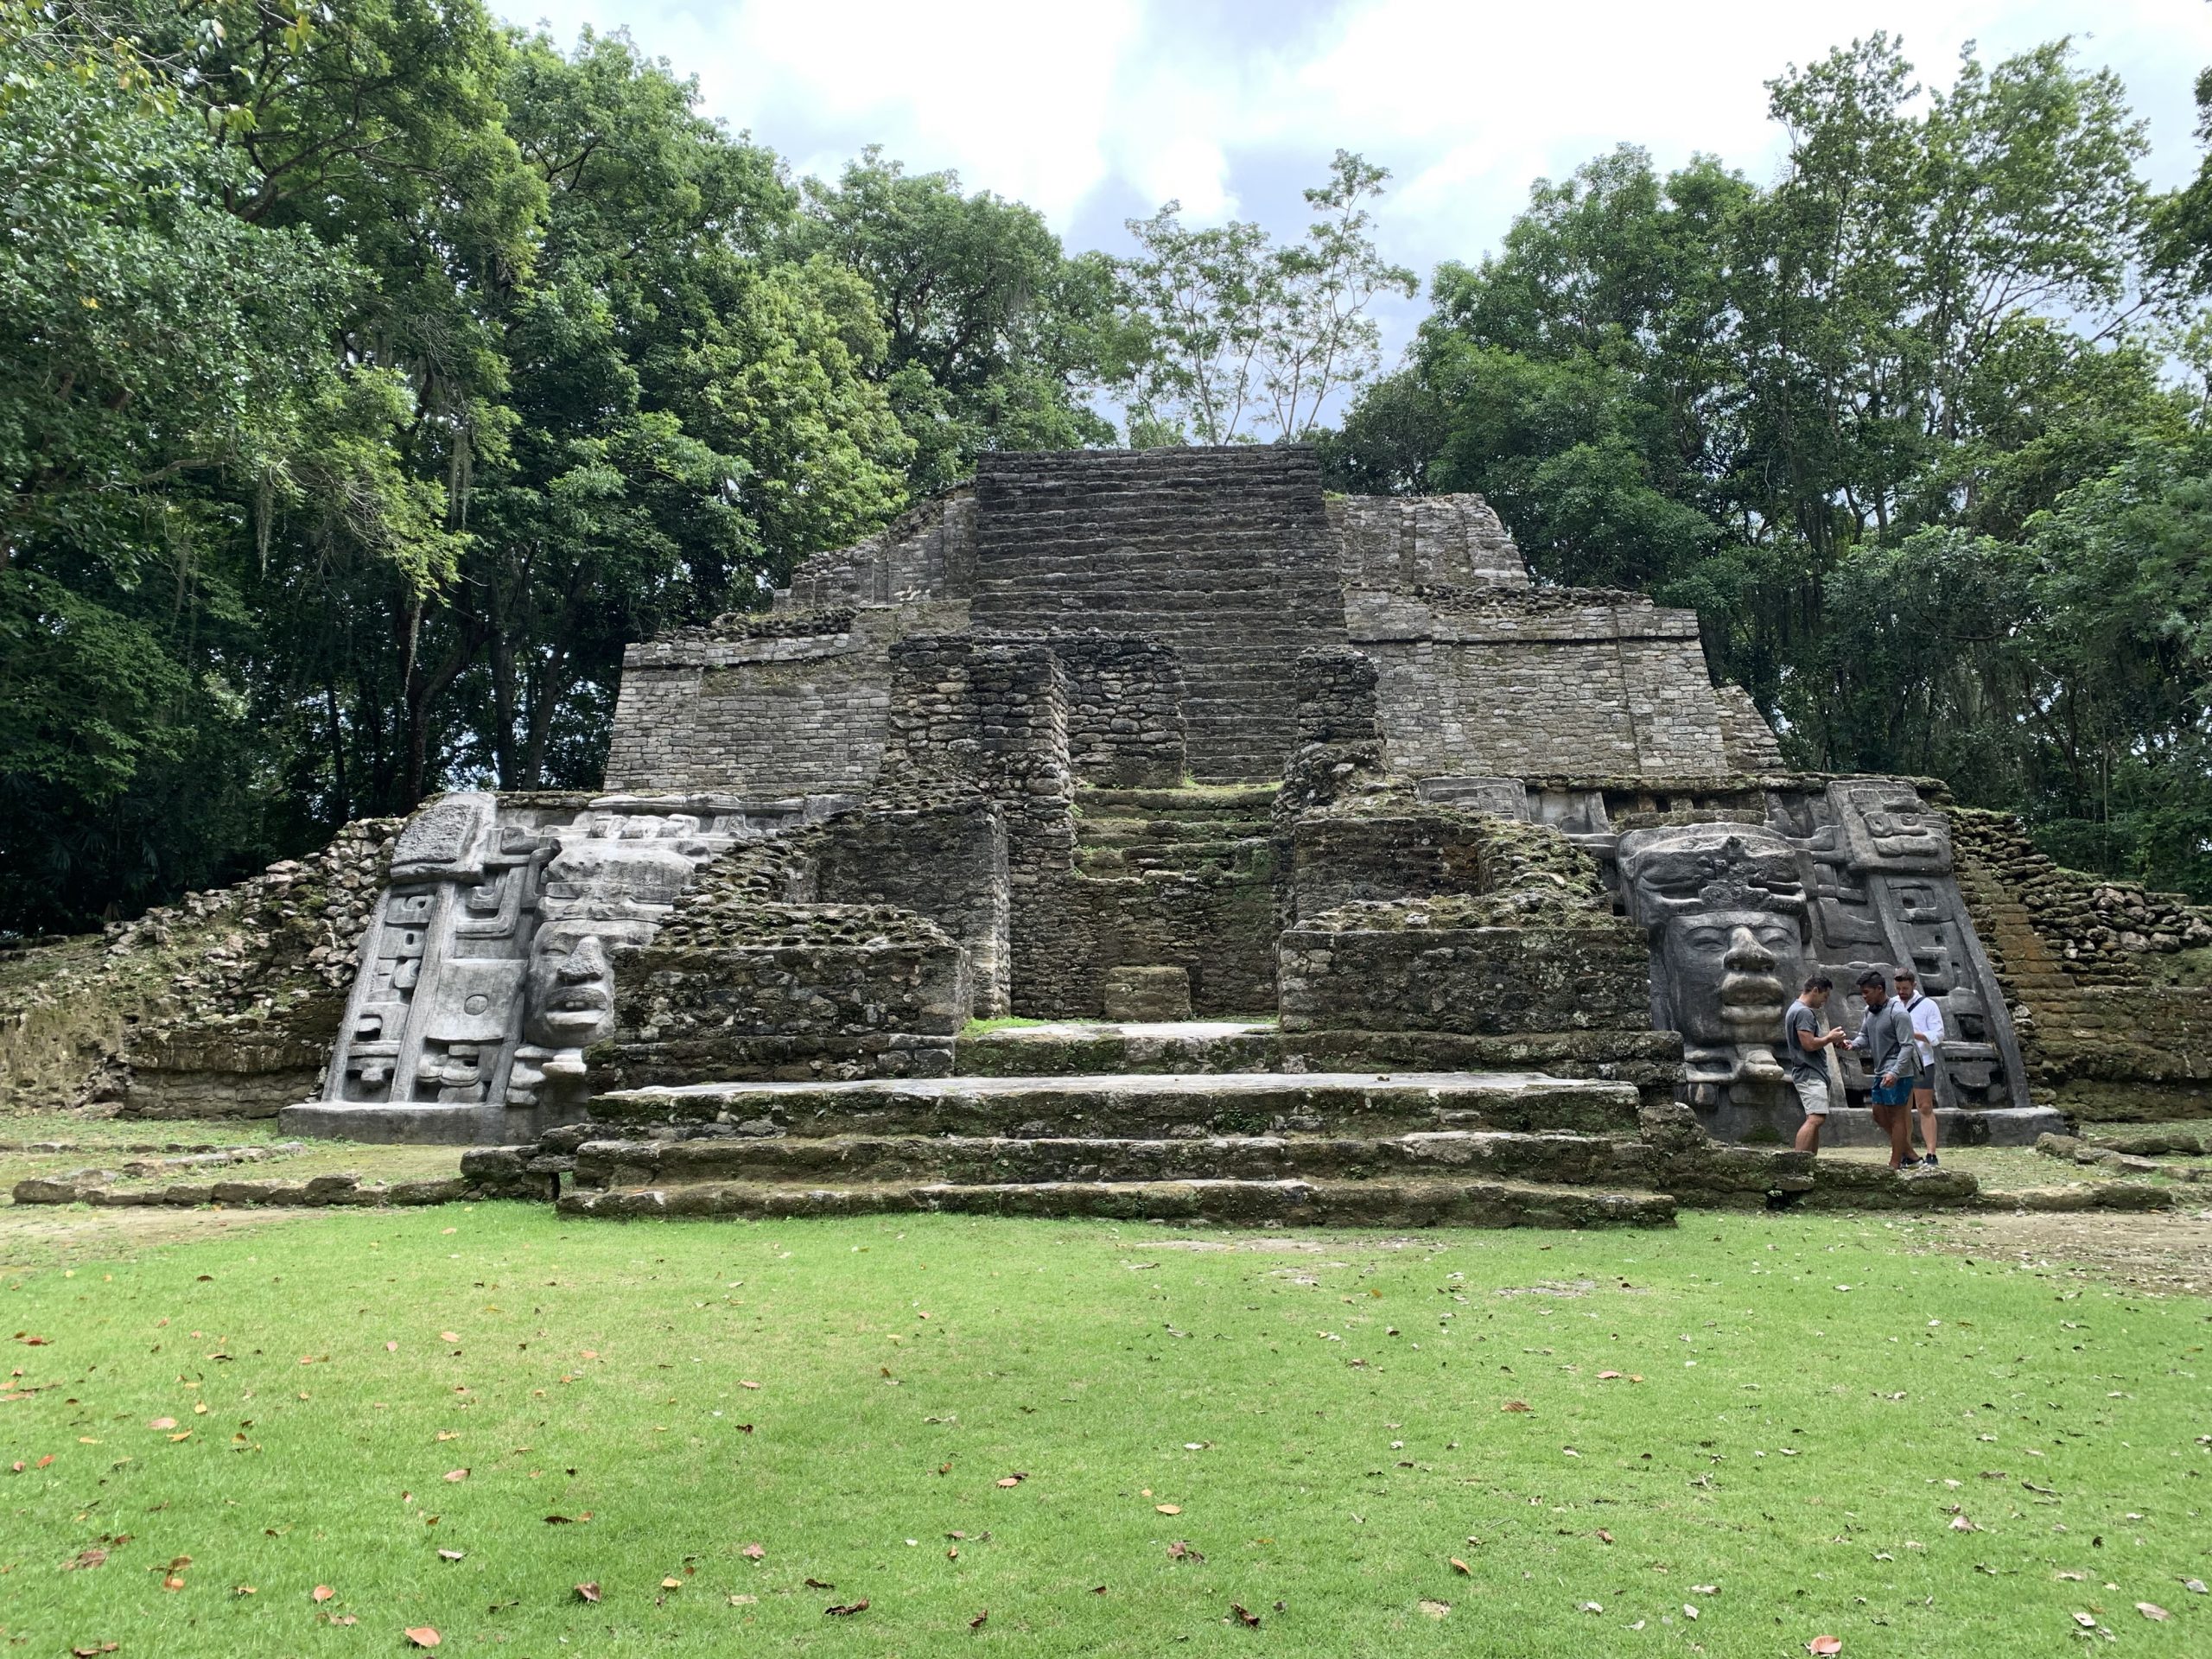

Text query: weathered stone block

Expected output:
[1101,966,1192,1022]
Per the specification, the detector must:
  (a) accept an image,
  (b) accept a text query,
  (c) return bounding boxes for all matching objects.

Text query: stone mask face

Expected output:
[1618,821,1809,1086]
[1661,909,1803,1051]
[522,931,615,1051]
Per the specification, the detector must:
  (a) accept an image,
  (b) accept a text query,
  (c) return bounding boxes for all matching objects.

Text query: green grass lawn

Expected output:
[3,1208,2207,1656]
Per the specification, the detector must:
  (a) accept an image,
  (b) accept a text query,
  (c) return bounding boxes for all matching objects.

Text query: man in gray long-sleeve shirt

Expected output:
[1851,969,1923,1169]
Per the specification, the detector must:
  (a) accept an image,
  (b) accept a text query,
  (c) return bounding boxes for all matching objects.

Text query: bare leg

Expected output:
[1872,1102,1911,1167]
[1913,1087,1939,1160]
[1794,1112,1824,1153]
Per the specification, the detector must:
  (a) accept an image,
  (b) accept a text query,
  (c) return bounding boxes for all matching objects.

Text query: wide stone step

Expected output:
[589,1070,1643,1140]
[1077,817,1274,847]
[570,1128,1651,1190]
[1075,838,1274,876]
[950,1025,1674,1116]
[557,1175,1679,1229]
[1076,785,1280,817]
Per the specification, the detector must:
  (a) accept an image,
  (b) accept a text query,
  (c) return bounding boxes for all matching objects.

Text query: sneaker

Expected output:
[1899,1155,1923,1170]
[1922,1154,1940,1169]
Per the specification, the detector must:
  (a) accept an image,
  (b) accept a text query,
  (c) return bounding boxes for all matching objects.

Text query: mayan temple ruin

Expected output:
[9,446,2210,1224]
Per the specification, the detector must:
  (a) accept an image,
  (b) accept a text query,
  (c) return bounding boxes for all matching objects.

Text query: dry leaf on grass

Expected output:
[1501,1400,1530,1413]
[662,1576,683,1589]
[741,1543,765,1560]
[1167,1541,1204,1562]
[1807,1639,1842,1656]
[404,1629,441,1649]
[970,1610,988,1630]
[1230,1603,1261,1627]
[575,1583,601,1603]
[311,1585,334,1603]
[70,1645,119,1657]
[824,1599,869,1617]
[2137,1603,2171,1621]
[1450,1557,1470,1574]
[1418,1600,1451,1619]
[1156,1503,1182,1516]
[436,1549,464,1562]
[442,1468,468,1483]
[63,1549,106,1571]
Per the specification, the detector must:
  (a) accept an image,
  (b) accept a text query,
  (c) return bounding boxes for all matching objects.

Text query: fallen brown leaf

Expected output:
[741,1542,765,1560]
[662,1576,683,1590]
[442,1468,468,1483]
[1501,1400,1530,1413]
[824,1599,869,1617]
[1155,1503,1182,1515]
[1450,1556,1470,1574]
[311,1585,334,1602]
[63,1548,106,1571]
[970,1610,988,1630]
[404,1627,441,1648]
[1230,1602,1261,1627]
[1167,1541,1204,1562]
[1596,1529,1614,1544]
[70,1645,119,1657]
[805,1578,836,1589]
[2137,1603,2171,1622]
[575,1582,601,1603]
[1808,1639,1841,1656]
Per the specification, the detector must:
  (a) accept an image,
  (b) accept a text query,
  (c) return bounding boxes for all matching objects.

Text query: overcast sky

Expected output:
[500,0,2212,362]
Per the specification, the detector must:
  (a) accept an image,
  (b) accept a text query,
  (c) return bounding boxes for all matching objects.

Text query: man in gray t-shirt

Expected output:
[1784,975,1848,1153]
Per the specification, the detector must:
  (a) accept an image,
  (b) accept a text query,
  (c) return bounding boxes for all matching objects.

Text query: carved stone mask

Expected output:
[522,931,616,1051]
[1618,822,1808,1083]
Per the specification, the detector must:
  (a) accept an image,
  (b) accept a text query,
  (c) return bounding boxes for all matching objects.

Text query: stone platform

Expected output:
[462,1067,1974,1227]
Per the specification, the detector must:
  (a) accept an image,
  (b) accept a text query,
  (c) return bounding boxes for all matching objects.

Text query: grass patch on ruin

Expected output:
[3,1209,2206,1657]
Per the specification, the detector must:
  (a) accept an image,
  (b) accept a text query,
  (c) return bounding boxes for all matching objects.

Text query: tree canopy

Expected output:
[1326,35,2212,897]
[3,10,2209,929]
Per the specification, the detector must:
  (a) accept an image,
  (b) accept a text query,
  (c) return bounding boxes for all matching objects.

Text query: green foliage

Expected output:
[1331,34,2210,895]
[1112,151,1415,444]
[801,148,1115,490]
[0,8,1044,926]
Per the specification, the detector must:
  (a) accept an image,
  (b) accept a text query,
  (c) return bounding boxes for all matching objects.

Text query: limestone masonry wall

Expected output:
[1050,632,1187,787]
[1349,588,1731,780]
[607,607,968,796]
[966,448,1344,783]
[778,491,977,611]
[593,905,969,1089]
[1950,808,2212,1120]
[1331,493,1527,591]
[880,635,1077,1015]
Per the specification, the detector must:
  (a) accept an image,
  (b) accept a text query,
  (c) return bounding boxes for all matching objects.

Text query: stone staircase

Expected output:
[528,1066,1833,1227]
[1065,785,1282,1015]
[1071,785,1276,880]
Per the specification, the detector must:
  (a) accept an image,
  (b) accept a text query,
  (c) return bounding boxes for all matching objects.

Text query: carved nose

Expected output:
[558,936,608,981]
[1723,925,1776,973]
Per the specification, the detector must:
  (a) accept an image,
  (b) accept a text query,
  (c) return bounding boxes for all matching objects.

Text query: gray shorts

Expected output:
[1790,1072,1833,1117]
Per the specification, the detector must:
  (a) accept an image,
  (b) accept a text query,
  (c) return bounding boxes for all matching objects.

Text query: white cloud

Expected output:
[507,0,2212,353]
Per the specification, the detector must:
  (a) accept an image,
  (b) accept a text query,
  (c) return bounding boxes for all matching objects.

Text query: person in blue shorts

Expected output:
[1851,969,1923,1170]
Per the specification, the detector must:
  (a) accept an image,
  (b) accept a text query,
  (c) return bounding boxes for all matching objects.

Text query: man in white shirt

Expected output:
[1894,967,1946,1169]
